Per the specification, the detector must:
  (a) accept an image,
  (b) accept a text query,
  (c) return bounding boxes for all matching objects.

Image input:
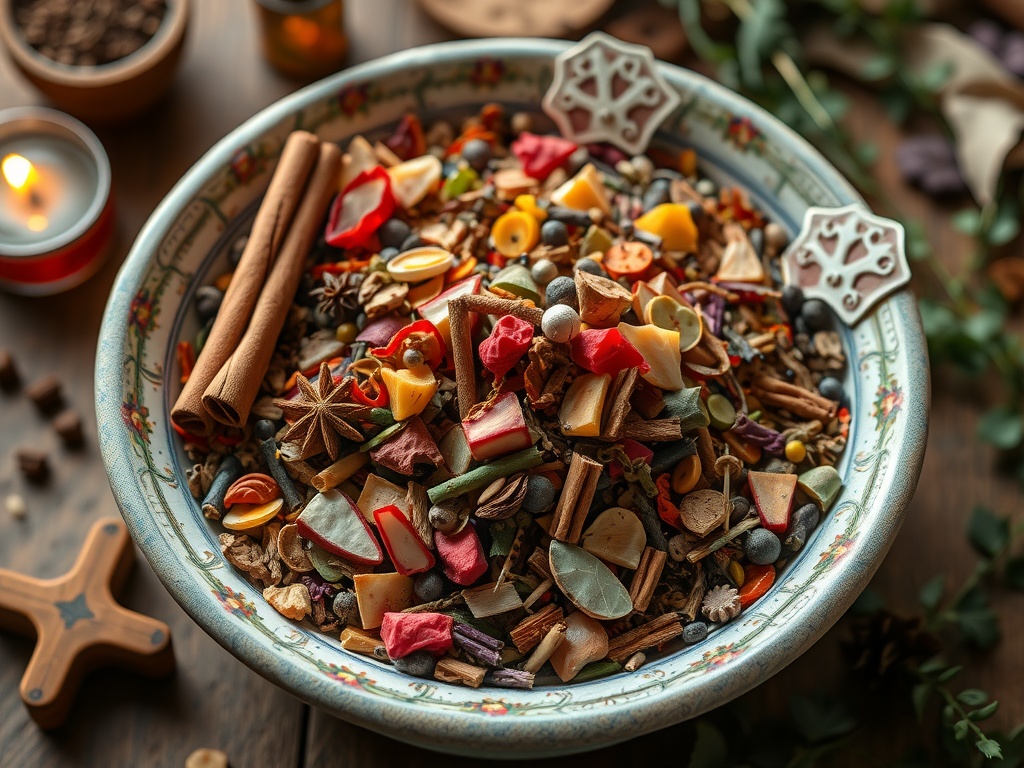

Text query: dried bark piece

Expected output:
[263,583,312,621]
[523,620,567,674]
[220,532,277,588]
[462,581,523,618]
[702,584,741,623]
[575,269,632,327]
[628,546,668,613]
[524,336,574,411]
[617,414,684,442]
[606,613,684,663]
[550,453,602,543]
[406,481,434,550]
[509,603,564,653]
[600,367,638,439]
[434,657,486,688]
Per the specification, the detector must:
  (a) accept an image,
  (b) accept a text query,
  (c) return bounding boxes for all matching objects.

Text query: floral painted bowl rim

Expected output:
[96,38,928,758]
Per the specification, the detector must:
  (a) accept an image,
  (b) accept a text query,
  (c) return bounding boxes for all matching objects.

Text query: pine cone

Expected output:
[842,609,941,685]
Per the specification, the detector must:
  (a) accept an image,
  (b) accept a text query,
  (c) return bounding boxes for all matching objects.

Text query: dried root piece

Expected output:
[263,583,312,621]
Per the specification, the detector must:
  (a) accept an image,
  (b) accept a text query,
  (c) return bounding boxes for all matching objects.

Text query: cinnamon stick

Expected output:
[751,374,838,422]
[171,131,321,435]
[450,293,544,418]
[550,453,602,544]
[203,142,342,428]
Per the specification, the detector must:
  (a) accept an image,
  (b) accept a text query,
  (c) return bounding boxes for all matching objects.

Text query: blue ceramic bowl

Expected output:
[96,39,928,758]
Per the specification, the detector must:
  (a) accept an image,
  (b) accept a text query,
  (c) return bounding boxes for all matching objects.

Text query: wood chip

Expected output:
[575,269,633,327]
[617,414,684,442]
[550,453,602,544]
[406,481,434,550]
[526,546,552,580]
[606,613,684,664]
[522,620,566,674]
[434,657,486,688]
[680,563,706,622]
[509,603,563,653]
[628,547,668,613]
[462,581,523,618]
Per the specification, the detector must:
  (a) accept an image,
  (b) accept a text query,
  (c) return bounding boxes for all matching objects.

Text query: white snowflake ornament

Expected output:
[781,204,910,327]
[542,32,681,156]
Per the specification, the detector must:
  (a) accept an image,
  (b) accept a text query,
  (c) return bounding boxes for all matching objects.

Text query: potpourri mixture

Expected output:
[174,105,849,688]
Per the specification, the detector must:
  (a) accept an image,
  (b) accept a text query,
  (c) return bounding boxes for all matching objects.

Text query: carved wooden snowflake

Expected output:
[542,32,680,156]
[781,204,910,326]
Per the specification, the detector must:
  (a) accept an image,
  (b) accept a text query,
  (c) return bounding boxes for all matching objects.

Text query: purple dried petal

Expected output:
[356,315,409,347]
[920,165,967,196]
[301,574,338,601]
[1002,34,1024,76]
[731,414,786,455]
[968,19,1004,54]
[698,293,725,337]
[486,668,535,689]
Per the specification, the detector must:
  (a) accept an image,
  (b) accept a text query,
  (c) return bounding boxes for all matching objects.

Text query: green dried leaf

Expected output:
[977,737,1004,759]
[952,209,983,237]
[953,720,970,741]
[970,701,1000,722]
[957,689,988,707]
[548,540,632,620]
[861,53,897,80]
[918,657,949,676]
[918,575,945,613]
[967,507,1010,557]
[937,665,963,683]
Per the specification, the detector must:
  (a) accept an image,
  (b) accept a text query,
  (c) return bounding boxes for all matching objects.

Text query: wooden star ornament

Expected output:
[0,517,175,728]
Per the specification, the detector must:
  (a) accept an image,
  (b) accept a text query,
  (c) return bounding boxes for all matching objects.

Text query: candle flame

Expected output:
[2,154,36,192]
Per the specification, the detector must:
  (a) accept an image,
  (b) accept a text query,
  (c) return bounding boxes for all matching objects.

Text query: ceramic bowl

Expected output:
[0,0,189,122]
[96,39,928,758]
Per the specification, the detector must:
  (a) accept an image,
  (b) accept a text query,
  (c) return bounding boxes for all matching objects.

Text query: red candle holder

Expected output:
[0,107,114,296]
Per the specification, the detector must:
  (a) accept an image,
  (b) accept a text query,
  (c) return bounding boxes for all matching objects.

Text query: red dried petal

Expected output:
[569,328,650,375]
[478,314,534,380]
[380,612,453,659]
[511,132,577,180]
[325,166,395,249]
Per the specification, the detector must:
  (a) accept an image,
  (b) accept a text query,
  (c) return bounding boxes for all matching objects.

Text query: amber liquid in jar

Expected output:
[254,0,348,80]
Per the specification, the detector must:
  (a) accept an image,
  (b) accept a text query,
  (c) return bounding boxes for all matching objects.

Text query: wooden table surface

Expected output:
[1,2,1021,766]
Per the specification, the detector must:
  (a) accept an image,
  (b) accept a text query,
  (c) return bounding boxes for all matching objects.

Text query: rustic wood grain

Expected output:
[2,1,1022,766]
[0,517,174,729]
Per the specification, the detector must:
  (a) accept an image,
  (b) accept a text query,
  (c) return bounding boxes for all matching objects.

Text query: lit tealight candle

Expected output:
[0,108,113,295]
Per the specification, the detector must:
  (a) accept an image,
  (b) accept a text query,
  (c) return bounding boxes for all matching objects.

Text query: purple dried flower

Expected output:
[895,134,966,197]
[697,293,725,337]
[453,623,504,667]
[731,414,786,455]
[301,574,338,602]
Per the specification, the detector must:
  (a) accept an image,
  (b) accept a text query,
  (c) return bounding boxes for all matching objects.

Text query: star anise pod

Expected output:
[310,272,363,320]
[273,363,370,460]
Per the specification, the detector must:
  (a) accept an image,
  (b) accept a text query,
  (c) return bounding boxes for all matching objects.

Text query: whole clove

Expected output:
[254,419,305,513]
[200,455,242,520]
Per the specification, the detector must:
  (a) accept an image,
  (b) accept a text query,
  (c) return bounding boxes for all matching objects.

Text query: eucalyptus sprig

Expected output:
[661,0,1024,485]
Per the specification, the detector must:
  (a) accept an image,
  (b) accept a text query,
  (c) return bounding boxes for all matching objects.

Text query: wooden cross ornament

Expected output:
[0,517,175,728]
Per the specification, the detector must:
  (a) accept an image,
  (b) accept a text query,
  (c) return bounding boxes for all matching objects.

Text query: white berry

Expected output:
[541,305,581,344]
[531,258,558,285]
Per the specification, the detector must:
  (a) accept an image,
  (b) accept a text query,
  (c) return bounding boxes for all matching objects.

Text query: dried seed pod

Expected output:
[701,584,741,623]
[278,524,315,572]
[225,473,281,507]
[475,473,528,520]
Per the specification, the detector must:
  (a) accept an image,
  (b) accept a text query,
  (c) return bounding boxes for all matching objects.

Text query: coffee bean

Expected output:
[25,375,63,415]
[53,409,85,449]
[16,448,50,485]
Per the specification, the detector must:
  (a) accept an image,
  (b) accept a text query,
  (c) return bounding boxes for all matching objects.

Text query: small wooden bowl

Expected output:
[0,0,189,122]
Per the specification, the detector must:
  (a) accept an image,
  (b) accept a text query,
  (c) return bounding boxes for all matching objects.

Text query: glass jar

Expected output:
[253,0,348,80]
